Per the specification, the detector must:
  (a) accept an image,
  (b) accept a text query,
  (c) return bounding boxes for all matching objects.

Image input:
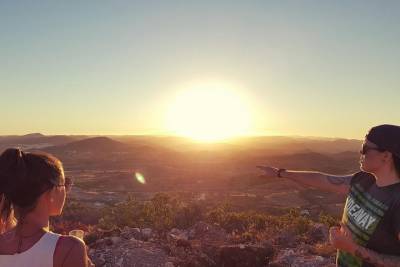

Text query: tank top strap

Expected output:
[33,231,61,256]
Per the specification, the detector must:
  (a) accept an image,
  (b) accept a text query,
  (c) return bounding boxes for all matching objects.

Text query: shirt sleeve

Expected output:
[393,201,400,240]
[349,171,376,188]
[349,171,363,186]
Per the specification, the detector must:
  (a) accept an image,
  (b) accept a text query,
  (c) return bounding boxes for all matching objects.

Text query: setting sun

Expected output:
[166,83,252,142]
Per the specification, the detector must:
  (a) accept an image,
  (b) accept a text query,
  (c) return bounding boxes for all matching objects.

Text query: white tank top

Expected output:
[0,231,61,267]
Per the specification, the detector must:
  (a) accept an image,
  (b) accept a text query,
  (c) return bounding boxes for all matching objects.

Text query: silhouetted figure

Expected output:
[258,124,400,267]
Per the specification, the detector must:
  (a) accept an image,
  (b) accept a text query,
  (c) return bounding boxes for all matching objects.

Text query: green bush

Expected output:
[318,211,339,228]
[98,192,207,231]
[97,193,337,238]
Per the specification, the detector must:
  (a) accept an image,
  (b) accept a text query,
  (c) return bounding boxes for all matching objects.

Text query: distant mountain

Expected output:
[0,134,84,153]
[0,134,81,145]
[44,137,132,154]
[256,150,360,174]
[22,133,45,138]
[231,136,362,155]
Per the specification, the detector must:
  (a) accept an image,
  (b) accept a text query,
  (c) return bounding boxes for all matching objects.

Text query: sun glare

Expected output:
[166,83,252,142]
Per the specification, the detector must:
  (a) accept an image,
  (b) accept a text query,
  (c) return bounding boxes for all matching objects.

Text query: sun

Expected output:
[166,83,252,142]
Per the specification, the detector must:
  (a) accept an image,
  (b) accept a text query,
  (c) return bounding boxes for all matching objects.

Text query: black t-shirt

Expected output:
[337,171,400,267]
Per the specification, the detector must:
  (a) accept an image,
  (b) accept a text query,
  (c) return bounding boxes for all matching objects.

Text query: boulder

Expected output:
[307,223,329,243]
[141,228,153,241]
[270,248,334,267]
[188,221,227,242]
[121,227,141,240]
[89,238,169,267]
[217,244,274,267]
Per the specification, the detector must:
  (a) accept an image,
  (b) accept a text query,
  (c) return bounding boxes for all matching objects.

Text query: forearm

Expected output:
[281,170,325,185]
[353,244,400,267]
[280,170,350,194]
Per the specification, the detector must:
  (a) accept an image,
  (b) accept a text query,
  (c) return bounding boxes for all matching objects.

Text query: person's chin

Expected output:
[360,164,372,173]
[51,210,63,216]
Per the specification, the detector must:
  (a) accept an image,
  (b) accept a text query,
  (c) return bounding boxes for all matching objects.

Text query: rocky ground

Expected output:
[87,221,336,267]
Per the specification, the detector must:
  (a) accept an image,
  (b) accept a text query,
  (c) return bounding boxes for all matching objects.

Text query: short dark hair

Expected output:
[394,154,400,178]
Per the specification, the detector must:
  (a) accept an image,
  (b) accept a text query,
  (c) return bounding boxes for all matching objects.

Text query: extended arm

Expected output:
[257,166,353,195]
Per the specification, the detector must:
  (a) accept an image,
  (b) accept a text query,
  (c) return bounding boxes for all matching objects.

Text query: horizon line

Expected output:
[0,132,363,141]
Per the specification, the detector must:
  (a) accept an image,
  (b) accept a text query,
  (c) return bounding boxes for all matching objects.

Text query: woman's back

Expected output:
[0,231,60,267]
[0,230,87,267]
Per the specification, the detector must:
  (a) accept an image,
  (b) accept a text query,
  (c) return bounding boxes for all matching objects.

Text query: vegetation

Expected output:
[95,192,339,235]
[50,192,339,247]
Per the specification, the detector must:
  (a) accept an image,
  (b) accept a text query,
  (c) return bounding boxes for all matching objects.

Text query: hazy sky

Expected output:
[1,1,399,139]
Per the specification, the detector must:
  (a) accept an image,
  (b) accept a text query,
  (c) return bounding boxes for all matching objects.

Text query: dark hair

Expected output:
[0,148,63,233]
[394,154,400,178]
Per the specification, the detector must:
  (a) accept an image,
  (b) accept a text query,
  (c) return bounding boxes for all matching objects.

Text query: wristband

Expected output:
[277,168,286,178]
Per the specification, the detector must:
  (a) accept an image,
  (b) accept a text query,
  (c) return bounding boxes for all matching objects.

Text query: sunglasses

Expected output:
[54,176,74,192]
[359,143,386,155]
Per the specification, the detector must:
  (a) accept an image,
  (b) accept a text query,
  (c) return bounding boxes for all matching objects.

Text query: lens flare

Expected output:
[135,172,146,184]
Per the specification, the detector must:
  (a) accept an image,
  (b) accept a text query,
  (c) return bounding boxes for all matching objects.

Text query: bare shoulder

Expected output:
[0,234,7,252]
[0,230,16,253]
[54,235,87,267]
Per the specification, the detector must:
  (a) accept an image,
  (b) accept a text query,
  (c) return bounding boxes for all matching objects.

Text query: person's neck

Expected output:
[15,211,50,235]
[374,168,400,187]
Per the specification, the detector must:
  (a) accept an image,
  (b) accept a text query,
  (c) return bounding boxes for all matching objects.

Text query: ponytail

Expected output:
[0,148,24,233]
[0,194,15,234]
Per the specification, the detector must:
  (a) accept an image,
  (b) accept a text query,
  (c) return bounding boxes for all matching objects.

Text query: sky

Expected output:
[0,1,399,139]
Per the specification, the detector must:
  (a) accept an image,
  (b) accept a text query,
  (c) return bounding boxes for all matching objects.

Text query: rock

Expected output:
[168,228,190,247]
[176,238,192,250]
[261,240,274,250]
[90,250,112,266]
[121,227,141,240]
[122,247,167,267]
[105,238,113,246]
[200,243,220,263]
[90,238,169,267]
[273,231,297,247]
[93,238,108,249]
[141,228,153,240]
[110,236,122,245]
[307,223,329,243]
[297,243,312,254]
[300,209,311,216]
[217,244,274,267]
[180,252,216,267]
[188,221,227,242]
[98,227,121,238]
[87,220,334,267]
[271,248,333,267]
[169,228,188,240]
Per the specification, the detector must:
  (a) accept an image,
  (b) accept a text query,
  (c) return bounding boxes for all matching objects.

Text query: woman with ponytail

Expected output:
[0,148,91,267]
